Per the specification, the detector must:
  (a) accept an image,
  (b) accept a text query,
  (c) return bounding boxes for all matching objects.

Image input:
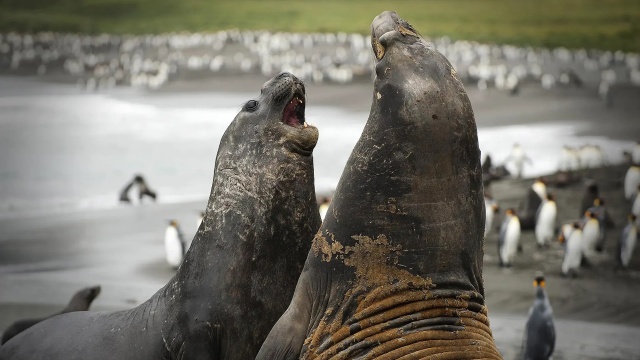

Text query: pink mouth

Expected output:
[283,95,305,128]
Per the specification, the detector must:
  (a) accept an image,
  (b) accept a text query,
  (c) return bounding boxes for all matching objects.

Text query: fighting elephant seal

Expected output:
[1,285,101,345]
[258,12,501,359]
[0,72,321,359]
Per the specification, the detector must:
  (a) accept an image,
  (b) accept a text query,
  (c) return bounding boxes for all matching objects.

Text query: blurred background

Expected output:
[1,1,640,359]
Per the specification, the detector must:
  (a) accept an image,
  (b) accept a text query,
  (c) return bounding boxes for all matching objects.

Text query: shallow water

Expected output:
[0,76,635,218]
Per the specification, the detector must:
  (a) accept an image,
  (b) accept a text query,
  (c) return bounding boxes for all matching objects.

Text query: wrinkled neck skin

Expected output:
[259,12,499,360]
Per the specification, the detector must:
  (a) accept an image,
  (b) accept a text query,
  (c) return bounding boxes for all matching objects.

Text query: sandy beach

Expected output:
[1,74,640,359]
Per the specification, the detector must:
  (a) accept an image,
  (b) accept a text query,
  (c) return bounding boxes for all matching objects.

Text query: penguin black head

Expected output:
[546,193,555,201]
[572,222,582,229]
[505,208,516,216]
[491,203,500,213]
[593,197,603,206]
[630,214,637,222]
[533,272,546,288]
[169,219,179,227]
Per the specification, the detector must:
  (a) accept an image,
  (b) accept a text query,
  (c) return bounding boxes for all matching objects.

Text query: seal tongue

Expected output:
[283,96,306,128]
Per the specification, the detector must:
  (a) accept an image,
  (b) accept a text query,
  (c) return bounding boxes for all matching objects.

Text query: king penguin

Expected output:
[581,210,601,261]
[535,193,557,248]
[499,208,521,268]
[562,222,583,277]
[164,220,186,269]
[624,165,640,200]
[522,272,556,360]
[484,195,500,239]
[632,141,640,165]
[631,185,640,219]
[619,214,638,269]
[587,197,610,252]
[557,223,574,244]
[520,178,547,230]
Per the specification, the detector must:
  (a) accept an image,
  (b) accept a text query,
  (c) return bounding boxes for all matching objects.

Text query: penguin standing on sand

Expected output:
[535,193,557,248]
[580,181,599,216]
[587,197,610,252]
[581,211,600,262]
[484,195,500,239]
[196,211,205,230]
[499,208,521,268]
[164,220,186,269]
[619,214,638,269]
[632,141,640,165]
[624,165,640,200]
[522,273,556,360]
[632,185,640,220]
[562,222,583,277]
[504,143,532,179]
[318,197,331,221]
[557,223,573,244]
[520,178,547,230]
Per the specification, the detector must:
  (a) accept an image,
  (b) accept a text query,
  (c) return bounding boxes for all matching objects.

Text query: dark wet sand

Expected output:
[1,77,640,358]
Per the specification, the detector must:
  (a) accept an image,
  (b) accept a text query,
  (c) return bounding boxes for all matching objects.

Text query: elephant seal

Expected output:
[1,285,101,345]
[0,72,321,359]
[257,11,500,359]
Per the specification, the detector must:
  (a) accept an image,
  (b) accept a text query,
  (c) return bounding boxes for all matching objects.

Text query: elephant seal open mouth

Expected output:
[0,72,321,360]
[258,11,501,359]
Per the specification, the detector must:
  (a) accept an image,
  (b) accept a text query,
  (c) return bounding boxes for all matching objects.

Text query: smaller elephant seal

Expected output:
[1,285,100,345]
[0,72,321,360]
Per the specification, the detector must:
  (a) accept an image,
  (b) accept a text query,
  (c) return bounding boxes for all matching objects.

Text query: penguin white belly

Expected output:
[622,226,638,267]
[624,166,640,200]
[484,200,494,238]
[632,145,640,164]
[164,227,183,268]
[535,202,557,246]
[562,230,583,275]
[501,217,521,265]
[632,195,640,218]
[581,220,600,257]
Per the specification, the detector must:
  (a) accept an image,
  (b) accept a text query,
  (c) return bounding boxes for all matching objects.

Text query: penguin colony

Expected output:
[1,31,640,95]
[485,142,640,274]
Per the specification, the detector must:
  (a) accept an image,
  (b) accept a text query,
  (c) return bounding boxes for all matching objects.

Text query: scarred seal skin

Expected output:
[257,11,502,359]
[0,72,321,360]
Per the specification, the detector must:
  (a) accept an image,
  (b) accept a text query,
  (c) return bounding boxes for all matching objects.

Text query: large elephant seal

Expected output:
[1,285,101,345]
[258,12,501,359]
[0,72,321,359]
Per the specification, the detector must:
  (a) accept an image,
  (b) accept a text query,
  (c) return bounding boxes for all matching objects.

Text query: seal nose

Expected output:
[371,11,398,39]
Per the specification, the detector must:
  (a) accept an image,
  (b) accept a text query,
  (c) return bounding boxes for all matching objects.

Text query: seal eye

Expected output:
[244,100,258,112]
